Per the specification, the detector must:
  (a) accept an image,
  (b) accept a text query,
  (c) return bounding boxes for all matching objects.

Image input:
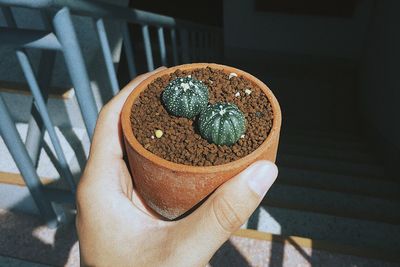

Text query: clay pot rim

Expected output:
[121,63,282,174]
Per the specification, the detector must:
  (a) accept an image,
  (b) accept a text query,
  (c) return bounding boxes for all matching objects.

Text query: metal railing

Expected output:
[0,0,223,226]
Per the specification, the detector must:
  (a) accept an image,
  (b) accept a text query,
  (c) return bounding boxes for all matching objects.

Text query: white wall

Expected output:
[358,0,400,149]
[223,0,373,60]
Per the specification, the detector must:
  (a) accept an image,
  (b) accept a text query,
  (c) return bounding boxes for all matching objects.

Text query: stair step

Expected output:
[283,129,362,142]
[1,88,86,129]
[265,183,400,224]
[249,205,400,254]
[280,134,368,151]
[277,154,384,179]
[0,81,74,99]
[0,183,39,215]
[277,167,400,201]
[279,143,376,163]
[0,255,52,267]
[232,229,400,264]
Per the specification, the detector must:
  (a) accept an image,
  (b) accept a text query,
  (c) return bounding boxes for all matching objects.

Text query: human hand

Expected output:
[76,67,278,267]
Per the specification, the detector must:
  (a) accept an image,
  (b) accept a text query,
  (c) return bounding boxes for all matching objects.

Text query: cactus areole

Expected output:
[198,103,246,146]
[162,76,208,118]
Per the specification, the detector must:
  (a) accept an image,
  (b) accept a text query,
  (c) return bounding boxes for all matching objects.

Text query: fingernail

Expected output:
[246,161,278,197]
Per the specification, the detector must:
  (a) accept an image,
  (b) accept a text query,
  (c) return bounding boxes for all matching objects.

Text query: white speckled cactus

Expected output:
[162,76,208,118]
[198,103,246,146]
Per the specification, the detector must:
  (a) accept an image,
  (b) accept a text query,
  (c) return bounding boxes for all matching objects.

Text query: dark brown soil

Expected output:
[130,67,273,166]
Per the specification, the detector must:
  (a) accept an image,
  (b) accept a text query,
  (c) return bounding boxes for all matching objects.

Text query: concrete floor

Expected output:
[0,256,51,267]
[1,209,398,267]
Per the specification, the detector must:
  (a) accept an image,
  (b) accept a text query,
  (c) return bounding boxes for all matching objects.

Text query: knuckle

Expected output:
[75,177,95,209]
[97,104,116,126]
[75,180,97,223]
[98,104,111,118]
[75,180,87,207]
[212,195,245,233]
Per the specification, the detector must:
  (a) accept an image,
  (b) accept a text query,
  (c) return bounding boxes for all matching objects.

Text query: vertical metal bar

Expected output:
[43,188,75,204]
[2,8,64,225]
[16,49,76,193]
[215,33,220,61]
[142,24,154,71]
[26,11,55,167]
[157,26,167,66]
[52,7,97,139]
[212,33,217,61]
[179,28,190,64]
[25,106,45,167]
[0,95,58,228]
[209,32,214,61]
[195,31,200,62]
[217,32,223,61]
[205,31,210,61]
[198,31,204,61]
[190,31,196,62]
[1,6,17,26]
[122,23,137,79]
[170,28,178,65]
[1,6,45,167]
[39,9,52,29]
[203,31,209,61]
[96,18,119,95]
[25,51,55,167]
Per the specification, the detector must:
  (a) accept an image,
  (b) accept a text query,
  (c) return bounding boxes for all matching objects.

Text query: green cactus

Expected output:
[198,103,246,146]
[162,76,208,118]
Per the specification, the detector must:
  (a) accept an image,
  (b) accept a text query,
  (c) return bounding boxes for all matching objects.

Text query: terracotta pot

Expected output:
[121,63,281,219]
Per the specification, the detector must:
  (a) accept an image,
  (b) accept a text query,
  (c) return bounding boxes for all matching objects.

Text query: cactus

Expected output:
[162,76,208,118]
[198,103,246,146]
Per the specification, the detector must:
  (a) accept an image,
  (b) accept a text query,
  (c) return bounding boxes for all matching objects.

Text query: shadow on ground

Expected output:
[0,207,78,266]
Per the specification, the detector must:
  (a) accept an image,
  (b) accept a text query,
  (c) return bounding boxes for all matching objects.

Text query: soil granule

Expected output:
[130,67,273,166]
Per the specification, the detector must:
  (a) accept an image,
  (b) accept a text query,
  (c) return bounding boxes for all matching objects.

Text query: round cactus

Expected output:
[162,76,208,118]
[198,103,246,146]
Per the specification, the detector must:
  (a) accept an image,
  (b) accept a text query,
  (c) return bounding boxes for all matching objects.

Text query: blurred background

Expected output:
[0,0,399,266]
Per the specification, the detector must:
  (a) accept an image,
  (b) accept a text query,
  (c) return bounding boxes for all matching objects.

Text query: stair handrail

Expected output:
[0,0,222,33]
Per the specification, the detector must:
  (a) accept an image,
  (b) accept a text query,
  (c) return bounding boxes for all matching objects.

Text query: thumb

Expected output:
[177,161,278,266]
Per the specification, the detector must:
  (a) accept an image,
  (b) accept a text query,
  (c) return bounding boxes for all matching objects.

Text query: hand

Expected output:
[76,68,278,267]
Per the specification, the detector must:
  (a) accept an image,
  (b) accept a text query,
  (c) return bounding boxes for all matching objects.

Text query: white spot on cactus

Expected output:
[219,109,227,116]
[181,83,190,92]
[229,72,237,79]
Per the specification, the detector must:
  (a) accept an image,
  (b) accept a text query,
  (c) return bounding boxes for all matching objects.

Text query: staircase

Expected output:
[217,55,400,265]
[245,129,400,262]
